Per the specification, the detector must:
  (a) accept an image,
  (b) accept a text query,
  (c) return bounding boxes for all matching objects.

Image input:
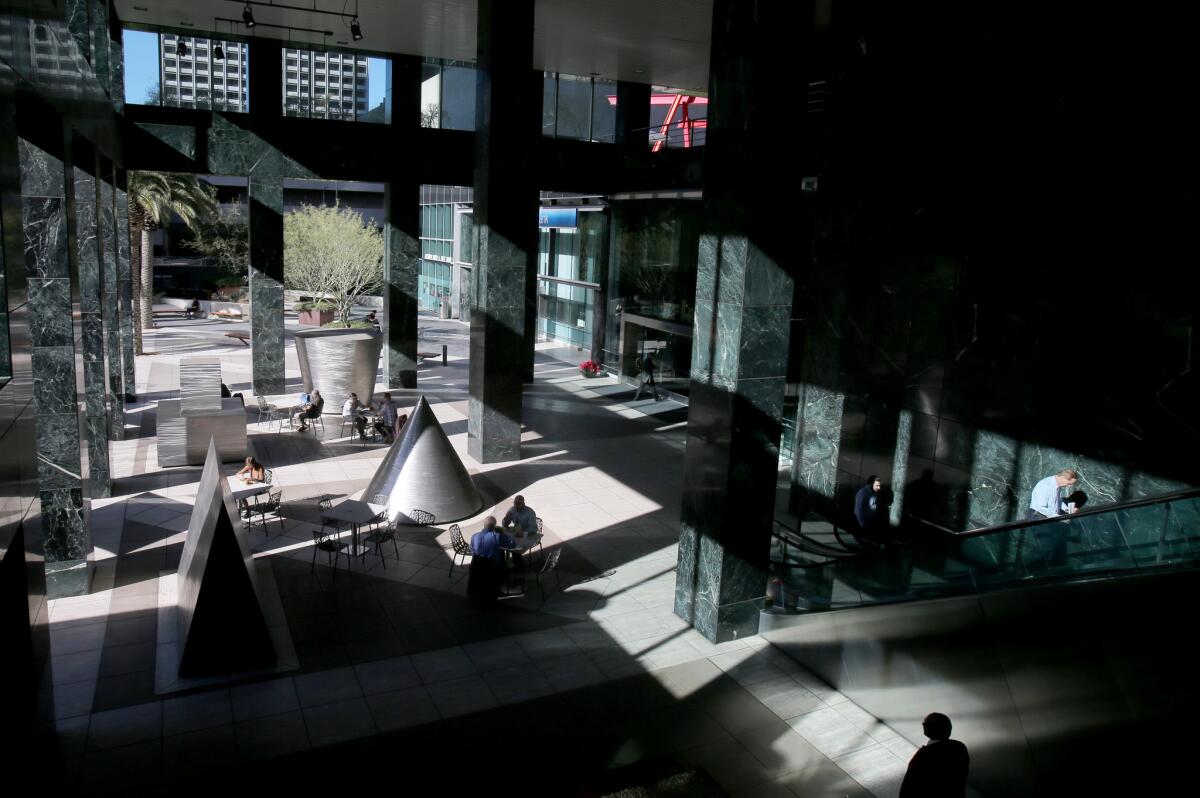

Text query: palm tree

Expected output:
[127,172,217,353]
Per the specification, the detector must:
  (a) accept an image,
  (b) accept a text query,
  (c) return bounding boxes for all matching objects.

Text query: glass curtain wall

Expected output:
[604,199,702,391]
[281,48,388,122]
[542,73,617,143]
[420,58,477,131]
[536,210,606,351]
[420,185,472,311]
[123,30,248,111]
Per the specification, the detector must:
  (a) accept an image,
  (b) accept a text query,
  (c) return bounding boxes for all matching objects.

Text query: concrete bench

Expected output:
[225,332,250,346]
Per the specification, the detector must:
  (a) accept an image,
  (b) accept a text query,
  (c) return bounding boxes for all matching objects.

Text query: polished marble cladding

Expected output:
[384,179,420,389]
[467,0,539,464]
[673,3,799,642]
[18,137,92,597]
[249,170,285,395]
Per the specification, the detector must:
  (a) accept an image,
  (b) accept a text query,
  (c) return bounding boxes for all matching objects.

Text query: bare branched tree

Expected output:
[283,204,384,325]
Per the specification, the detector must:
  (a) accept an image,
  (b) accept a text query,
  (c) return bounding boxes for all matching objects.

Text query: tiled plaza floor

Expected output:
[41,312,914,797]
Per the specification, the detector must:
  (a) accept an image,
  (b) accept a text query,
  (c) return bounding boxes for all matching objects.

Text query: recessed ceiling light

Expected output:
[179,21,194,27]
[633,68,646,74]
[133,5,148,10]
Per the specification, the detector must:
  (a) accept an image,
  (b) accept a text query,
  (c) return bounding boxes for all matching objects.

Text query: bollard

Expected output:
[442,344,448,366]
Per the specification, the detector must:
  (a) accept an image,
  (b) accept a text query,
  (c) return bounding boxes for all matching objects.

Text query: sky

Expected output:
[123,29,387,110]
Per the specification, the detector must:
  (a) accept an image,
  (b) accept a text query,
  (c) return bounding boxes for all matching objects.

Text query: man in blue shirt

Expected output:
[1026,468,1079,567]
[467,517,515,603]
[502,495,538,537]
[1025,469,1079,521]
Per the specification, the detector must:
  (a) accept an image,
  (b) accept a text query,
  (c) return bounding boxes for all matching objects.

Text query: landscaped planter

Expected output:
[293,327,383,412]
[298,308,335,326]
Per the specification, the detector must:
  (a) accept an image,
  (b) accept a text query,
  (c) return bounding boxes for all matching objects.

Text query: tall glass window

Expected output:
[542,73,618,143]
[282,48,387,123]
[123,31,248,112]
[420,58,477,131]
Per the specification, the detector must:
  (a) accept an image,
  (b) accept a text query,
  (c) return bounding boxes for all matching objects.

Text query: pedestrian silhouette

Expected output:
[899,712,970,798]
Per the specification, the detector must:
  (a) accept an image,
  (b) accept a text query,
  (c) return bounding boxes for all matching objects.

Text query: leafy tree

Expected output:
[127,172,217,350]
[186,195,248,281]
[284,204,383,326]
[420,102,440,128]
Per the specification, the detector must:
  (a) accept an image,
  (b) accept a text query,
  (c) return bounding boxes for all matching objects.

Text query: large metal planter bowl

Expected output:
[294,327,383,413]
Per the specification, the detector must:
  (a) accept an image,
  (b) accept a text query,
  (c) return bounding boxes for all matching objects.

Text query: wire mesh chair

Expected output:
[312,523,349,578]
[361,493,397,567]
[448,523,472,577]
[410,509,436,526]
[256,395,285,429]
[535,548,563,602]
[318,497,347,540]
[250,488,285,536]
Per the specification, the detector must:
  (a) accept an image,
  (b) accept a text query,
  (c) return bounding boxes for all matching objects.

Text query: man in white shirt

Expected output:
[502,495,538,536]
[1026,468,1079,521]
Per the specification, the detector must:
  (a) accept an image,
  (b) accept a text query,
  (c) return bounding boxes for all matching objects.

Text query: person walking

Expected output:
[633,353,661,401]
[899,712,970,798]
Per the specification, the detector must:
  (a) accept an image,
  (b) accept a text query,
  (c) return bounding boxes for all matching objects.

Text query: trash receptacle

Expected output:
[439,298,451,319]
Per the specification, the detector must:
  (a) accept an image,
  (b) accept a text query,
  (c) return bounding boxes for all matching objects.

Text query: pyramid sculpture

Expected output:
[363,395,483,523]
[176,439,276,676]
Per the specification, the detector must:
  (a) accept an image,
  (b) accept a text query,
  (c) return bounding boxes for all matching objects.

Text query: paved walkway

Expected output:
[42,316,915,796]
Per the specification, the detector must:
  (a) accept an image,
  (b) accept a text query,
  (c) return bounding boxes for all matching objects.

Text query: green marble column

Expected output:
[20,137,92,598]
[248,164,285,396]
[384,178,419,390]
[467,0,541,463]
[674,0,810,642]
[99,172,125,438]
[115,174,135,402]
[72,149,109,496]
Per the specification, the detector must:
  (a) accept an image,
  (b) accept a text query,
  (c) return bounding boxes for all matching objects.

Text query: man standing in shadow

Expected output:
[900,712,970,798]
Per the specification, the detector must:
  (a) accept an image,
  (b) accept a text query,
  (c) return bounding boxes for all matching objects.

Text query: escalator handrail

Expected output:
[910,486,1200,539]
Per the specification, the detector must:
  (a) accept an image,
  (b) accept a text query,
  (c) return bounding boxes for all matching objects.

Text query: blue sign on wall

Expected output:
[538,208,578,228]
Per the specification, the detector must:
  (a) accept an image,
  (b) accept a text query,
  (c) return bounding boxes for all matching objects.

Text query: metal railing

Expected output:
[771,488,1200,614]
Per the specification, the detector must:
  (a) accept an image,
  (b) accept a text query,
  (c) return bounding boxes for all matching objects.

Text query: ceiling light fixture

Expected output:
[213,41,224,59]
[242,3,256,28]
[177,40,189,56]
[350,17,363,41]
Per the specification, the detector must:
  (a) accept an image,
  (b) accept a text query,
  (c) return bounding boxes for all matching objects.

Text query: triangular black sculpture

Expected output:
[363,395,483,523]
[176,439,276,676]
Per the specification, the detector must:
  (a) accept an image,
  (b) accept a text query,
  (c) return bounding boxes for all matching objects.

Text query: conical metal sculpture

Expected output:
[176,439,276,676]
[363,396,483,523]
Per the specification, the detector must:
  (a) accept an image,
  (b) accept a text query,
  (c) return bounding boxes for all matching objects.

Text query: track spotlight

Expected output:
[213,42,224,59]
[350,17,363,41]
[242,3,256,28]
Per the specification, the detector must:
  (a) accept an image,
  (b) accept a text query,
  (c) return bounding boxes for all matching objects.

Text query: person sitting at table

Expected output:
[394,412,408,439]
[365,310,380,329]
[294,390,324,431]
[184,297,202,319]
[342,392,368,441]
[502,495,538,537]
[234,456,267,514]
[467,516,515,605]
[236,456,266,483]
[374,392,398,442]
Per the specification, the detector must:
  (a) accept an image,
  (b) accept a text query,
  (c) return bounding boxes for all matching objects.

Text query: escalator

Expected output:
[767,487,1200,614]
[760,489,1200,796]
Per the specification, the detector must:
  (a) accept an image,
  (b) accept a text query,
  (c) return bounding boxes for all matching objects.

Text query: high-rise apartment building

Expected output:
[160,33,248,112]
[283,48,369,120]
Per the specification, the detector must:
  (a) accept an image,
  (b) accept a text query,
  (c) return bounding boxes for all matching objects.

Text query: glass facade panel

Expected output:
[542,73,558,136]
[441,63,477,131]
[555,74,593,140]
[281,48,382,122]
[591,79,617,143]
[125,32,248,112]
